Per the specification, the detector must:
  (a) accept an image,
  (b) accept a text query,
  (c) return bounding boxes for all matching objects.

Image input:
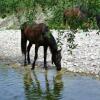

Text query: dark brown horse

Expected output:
[21,22,62,71]
[63,7,90,30]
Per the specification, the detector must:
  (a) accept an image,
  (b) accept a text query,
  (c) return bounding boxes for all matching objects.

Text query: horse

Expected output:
[21,22,62,71]
[63,6,91,30]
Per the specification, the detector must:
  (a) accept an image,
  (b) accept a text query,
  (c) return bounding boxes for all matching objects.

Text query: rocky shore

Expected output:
[0,29,100,76]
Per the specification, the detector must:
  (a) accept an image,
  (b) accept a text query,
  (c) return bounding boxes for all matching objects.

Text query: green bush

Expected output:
[0,0,99,52]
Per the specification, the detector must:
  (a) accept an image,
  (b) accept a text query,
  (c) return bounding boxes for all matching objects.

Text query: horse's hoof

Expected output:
[28,62,31,65]
[31,68,34,70]
[45,68,48,70]
[57,68,61,71]
[24,63,27,66]
[31,67,35,70]
[43,67,48,70]
[28,61,31,64]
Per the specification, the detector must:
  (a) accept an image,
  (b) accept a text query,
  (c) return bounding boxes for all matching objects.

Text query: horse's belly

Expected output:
[27,36,46,46]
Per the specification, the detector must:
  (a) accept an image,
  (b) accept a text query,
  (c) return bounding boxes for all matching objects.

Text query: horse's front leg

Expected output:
[23,41,27,66]
[32,45,39,70]
[44,46,48,70]
[27,42,32,64]
[24,53,27,66]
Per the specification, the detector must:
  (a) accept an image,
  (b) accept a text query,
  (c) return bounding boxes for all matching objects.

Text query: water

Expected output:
[0,64,100,100]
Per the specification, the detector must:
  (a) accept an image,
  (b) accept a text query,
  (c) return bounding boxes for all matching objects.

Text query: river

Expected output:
[0,64,100,100]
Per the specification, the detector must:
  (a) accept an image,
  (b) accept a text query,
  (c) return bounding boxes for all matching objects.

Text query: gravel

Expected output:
[0,29,100,75]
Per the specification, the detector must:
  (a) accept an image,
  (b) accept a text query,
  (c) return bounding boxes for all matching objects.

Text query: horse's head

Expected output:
[52,49,62,71]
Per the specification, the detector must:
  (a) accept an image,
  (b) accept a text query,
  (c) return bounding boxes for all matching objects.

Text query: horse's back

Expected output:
[64,7,87,20]
[21,22,49,44]
[21,22,49,34]
[64,7,80,17]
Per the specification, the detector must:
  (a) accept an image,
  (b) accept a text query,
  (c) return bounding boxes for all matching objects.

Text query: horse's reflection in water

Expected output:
[23,69,63,100]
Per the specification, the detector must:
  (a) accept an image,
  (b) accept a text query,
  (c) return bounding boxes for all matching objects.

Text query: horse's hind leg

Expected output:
[21,31,27,66]
[44,46,48,70]
[27,42,32,64]
[32,45,39,70]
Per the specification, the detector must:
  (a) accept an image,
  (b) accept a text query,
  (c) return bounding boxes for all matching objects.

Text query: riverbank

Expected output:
[0,30,100,76]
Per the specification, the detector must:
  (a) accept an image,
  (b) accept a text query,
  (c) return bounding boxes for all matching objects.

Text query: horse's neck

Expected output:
[80,7,93,17]
[48,35,57,54]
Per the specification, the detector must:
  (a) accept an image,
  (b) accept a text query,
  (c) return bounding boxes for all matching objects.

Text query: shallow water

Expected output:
[0,64,100,100]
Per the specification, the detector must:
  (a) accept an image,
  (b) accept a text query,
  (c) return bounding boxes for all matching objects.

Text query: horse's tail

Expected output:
[21,28,27,55]
[63,12,66,26]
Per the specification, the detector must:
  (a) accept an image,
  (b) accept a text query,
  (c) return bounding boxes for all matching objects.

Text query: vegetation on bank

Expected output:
[0,0,100,29]
[0,0,100,53]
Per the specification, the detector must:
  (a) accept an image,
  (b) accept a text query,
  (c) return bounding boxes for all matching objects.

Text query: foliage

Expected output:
[0,0,99,26]
[0,0,100,53]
